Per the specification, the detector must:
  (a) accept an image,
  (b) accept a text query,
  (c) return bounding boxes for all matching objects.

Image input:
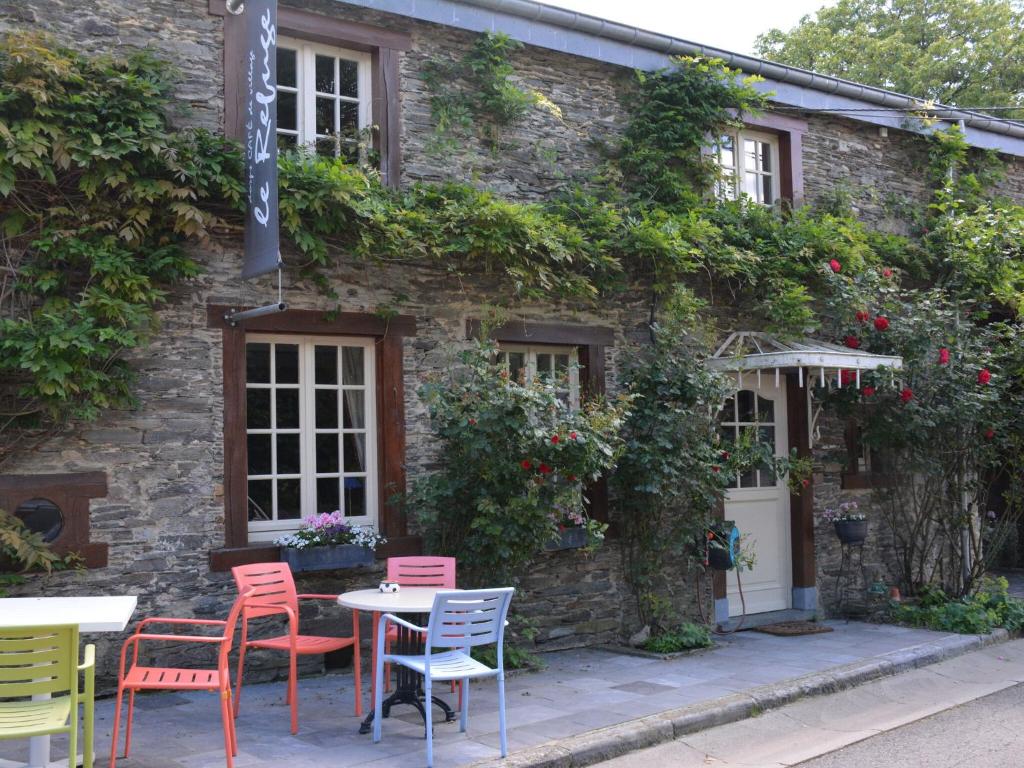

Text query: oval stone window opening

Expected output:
[14,497,65,543]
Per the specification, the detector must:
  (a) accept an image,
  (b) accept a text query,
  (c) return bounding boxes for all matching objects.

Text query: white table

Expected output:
[0,595,137,768]
[338,587,453,734]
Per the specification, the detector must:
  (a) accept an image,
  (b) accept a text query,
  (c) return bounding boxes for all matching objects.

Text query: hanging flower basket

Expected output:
[280,543,375,573]
[544,527,588,551]
[833,519,868,545]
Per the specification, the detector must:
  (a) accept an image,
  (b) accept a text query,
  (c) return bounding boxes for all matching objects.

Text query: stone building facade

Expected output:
[3,0,1024,688]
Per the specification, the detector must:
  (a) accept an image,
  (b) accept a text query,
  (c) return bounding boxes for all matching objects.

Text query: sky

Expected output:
[538,1,834,56]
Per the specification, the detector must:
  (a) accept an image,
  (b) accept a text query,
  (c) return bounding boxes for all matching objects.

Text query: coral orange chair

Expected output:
[231,562,361,734]
[109,589,253,768]
[382,557,456,693]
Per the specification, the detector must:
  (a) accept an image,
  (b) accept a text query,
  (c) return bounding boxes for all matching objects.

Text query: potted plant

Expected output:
[822,501,868,544]
[275,511,386,573]
[544,509,607,551]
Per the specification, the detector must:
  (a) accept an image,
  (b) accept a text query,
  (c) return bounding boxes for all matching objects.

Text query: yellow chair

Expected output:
[0,625,95,768]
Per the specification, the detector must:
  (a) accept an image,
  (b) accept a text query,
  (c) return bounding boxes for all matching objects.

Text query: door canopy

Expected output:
[707,332,903,389]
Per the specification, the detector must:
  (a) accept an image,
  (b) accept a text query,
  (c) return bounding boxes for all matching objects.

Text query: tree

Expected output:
[755,0,1024,116]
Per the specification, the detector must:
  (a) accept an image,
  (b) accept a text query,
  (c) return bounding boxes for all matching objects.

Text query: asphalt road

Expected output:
[797,682,1024,768]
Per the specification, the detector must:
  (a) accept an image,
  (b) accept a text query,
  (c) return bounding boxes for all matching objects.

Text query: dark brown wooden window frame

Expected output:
[466,318,614,526]
[209,0,409,187]
[0,473,109,568]
[841,419,892,490]
[207,306,418,571]
[740,112,807,207]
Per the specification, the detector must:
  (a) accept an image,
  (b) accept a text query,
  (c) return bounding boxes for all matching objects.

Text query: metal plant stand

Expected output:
[834,541,867,617]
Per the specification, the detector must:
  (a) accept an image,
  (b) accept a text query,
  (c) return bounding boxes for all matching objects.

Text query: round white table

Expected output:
[337,587,456,734]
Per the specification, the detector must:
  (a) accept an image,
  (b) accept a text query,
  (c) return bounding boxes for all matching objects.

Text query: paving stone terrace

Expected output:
[0,622,973,768]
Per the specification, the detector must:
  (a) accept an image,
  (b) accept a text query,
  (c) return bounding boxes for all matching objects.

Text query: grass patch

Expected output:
[642,622,713,653]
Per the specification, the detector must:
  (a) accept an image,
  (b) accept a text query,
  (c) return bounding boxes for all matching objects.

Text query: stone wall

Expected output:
[4,0,1024,690]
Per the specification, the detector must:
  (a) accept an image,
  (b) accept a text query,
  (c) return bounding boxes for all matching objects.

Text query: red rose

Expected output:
[569,431,577,440]
[829,259,842,273]
[720,450,731,460]
[874,316,890,331]
[840,369,856,385]
[468,418,477,425]
[551,434,560,444]
[985,428,995,440]
[711,465,720,473]
[855,310,869,323]
[801,478,810,488]
[538,463,552,474]
[520,460,532,470]
[707,531,715,540]
[883,267,893,278]
[844,335,861,349]
[567,474,577,482]
[900,387,914,403]
[938,348,950,365]
[978,368,992,385]
[862,385,876,397]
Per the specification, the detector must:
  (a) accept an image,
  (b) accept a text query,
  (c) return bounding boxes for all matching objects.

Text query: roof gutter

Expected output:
[461,0,1024,143]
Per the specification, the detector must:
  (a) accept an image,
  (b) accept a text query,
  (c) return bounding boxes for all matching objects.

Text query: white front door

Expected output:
[722,378,792,616]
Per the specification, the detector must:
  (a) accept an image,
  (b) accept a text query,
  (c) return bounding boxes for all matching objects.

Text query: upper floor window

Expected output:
[245,335,377,541]
[276,37,372,162]
[716,129,780,205]
[498,345,580,410]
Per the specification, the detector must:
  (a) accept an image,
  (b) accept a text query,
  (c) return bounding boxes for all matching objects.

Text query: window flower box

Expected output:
[280,543,374,573]
[544,527,588,551]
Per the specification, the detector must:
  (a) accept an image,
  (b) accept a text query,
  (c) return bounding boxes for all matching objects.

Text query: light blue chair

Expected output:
[373,588,515,767]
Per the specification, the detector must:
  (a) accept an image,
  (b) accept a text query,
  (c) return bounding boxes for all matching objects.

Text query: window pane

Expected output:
[743,139,760,171]
[277,91,297,132]
[315,54,335,93]
[761,173,773,204]
[315,345,338,384]
[339,101,358,139]
[247,389,270,429]
[507,352,525,383]
[536,353,553,376]
[760,142,773,173]
[740,469,757,488]
[316,96,335,135]
[277,479,302,519]
[344,478,366,517]
[316,433,340,473]
[246,343,270,383]
[14,498,63,543]
[758,425,775,449]
[344,433,366,472]
[276,389,299,428]
[277,133,297,151]
[756,395,774,423]
[339,59,358,97]
[277,48,297,88]
[719,135,735,168]
[247,434,272,475]
[342,347,364,385]
[277,434,301,474]
[737,390,755,422]
[315,137,337,157]
[275,345,299,384]
[721,396,736,422]
[742,170,759,198]
[555,354,570,373]
[317,477,340,514]
[247,480,273,521]
[315,389,338,429]
[342,390,365,429]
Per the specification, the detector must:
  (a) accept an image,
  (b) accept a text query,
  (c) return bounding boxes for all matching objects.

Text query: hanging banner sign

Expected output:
[241,0,281,279]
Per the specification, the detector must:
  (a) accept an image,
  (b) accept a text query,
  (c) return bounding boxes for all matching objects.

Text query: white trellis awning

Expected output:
[708,332,904,449]
[707,331,902,388]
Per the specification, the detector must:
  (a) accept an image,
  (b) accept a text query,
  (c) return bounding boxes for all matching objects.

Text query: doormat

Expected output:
[753,621,834,636]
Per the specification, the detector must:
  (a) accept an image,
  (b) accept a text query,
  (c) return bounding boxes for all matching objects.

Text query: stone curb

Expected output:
[468,628,1013,768]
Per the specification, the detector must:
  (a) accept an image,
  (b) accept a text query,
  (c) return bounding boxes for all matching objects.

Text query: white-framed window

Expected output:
[244,335,377,541]
[715,129,780,205]
[719,389,777,489]
[497,345,580,410]
[276,37,372,162]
